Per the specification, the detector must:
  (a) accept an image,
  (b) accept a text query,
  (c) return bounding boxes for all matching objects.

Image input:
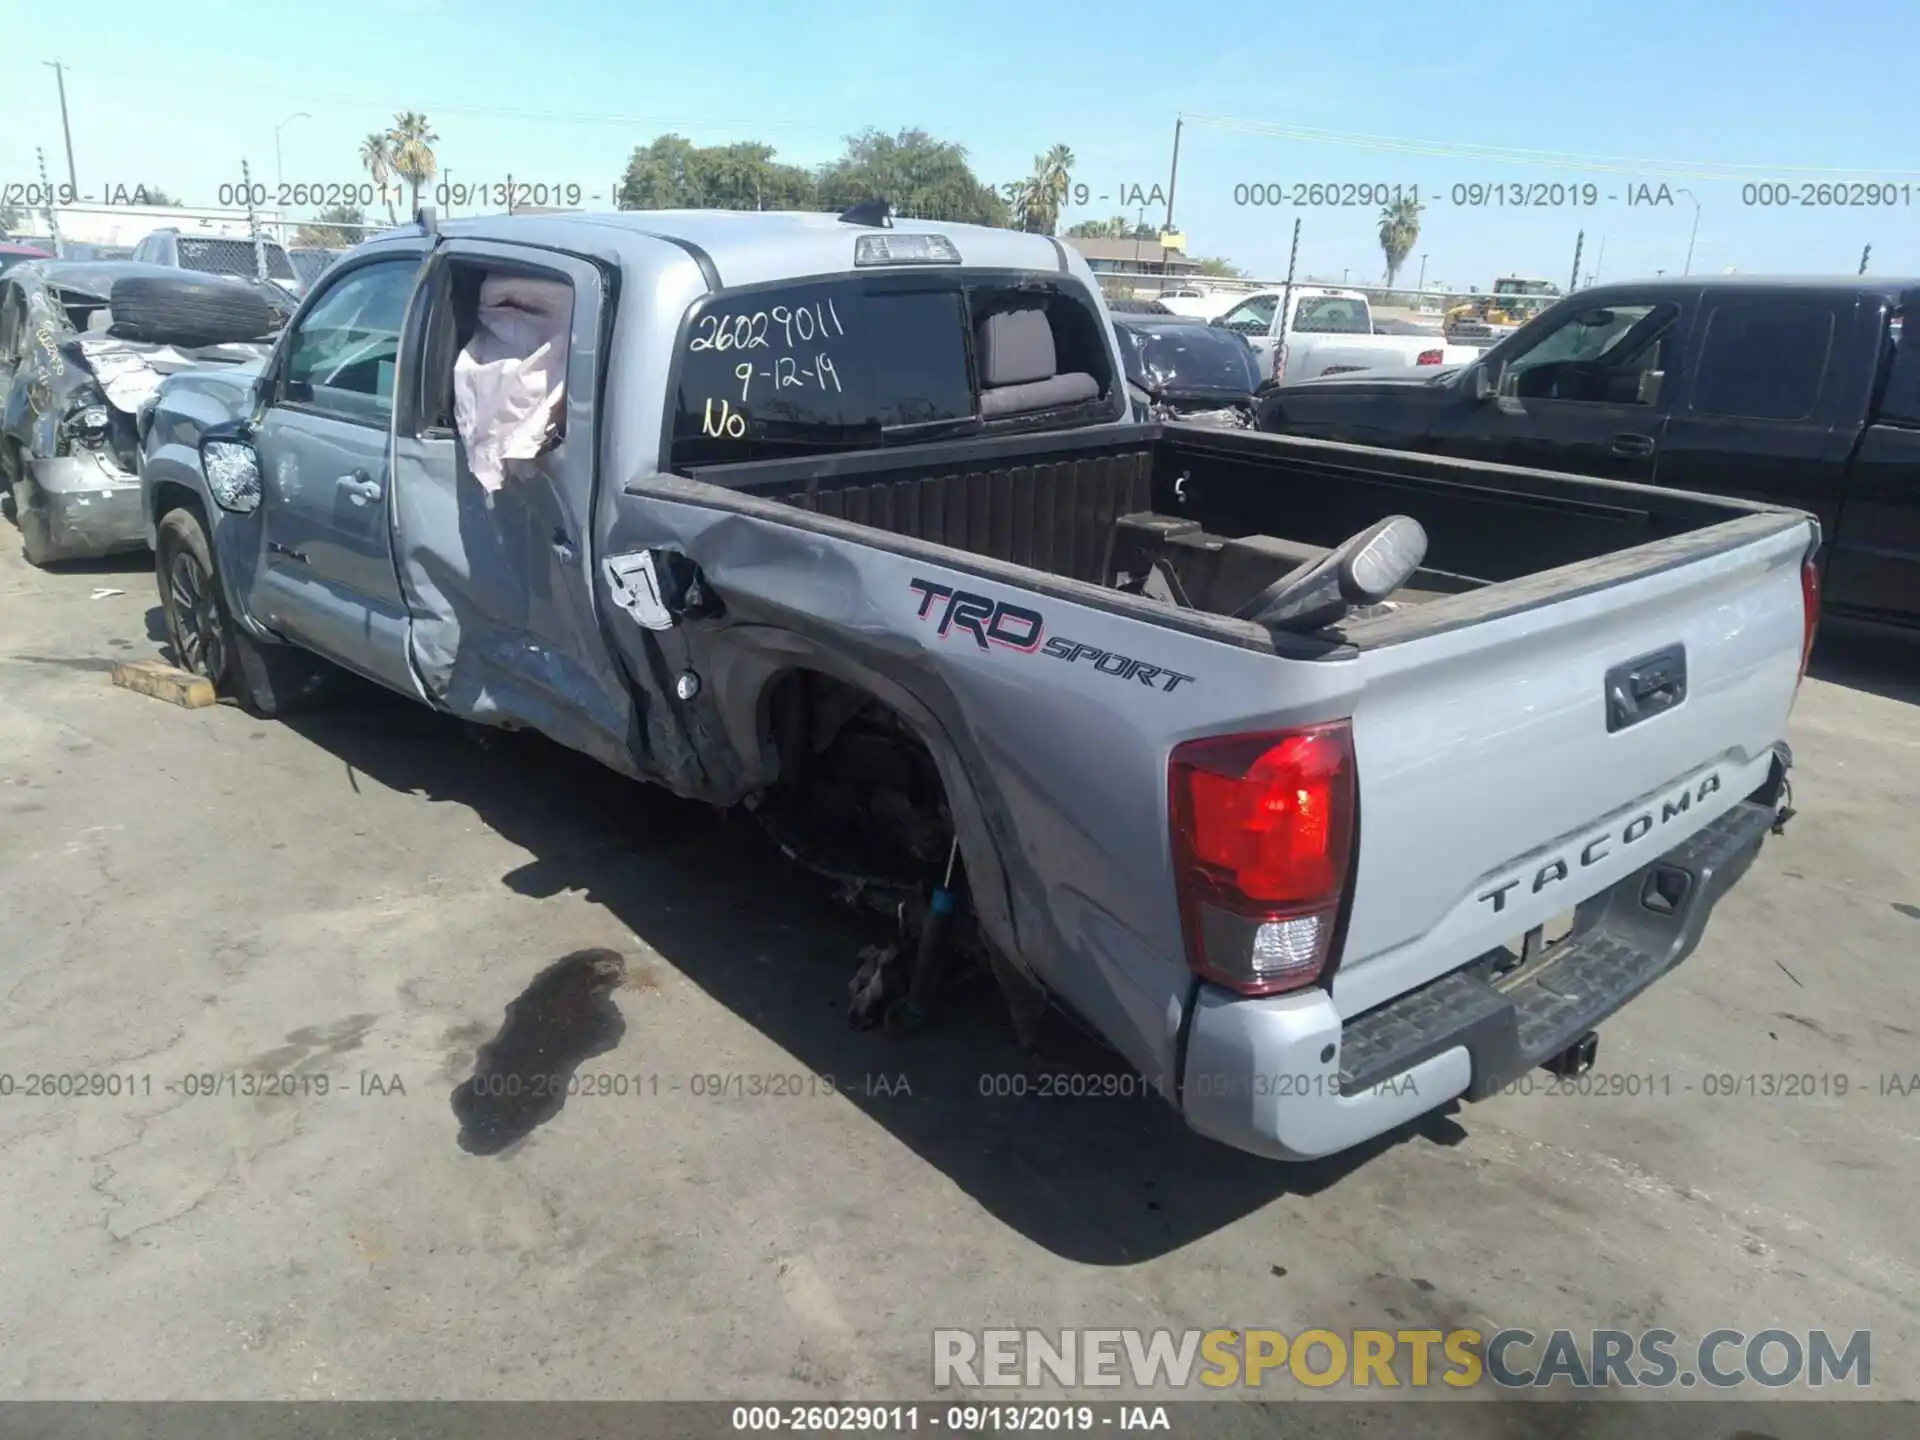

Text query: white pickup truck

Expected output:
[1216,286,1481,383]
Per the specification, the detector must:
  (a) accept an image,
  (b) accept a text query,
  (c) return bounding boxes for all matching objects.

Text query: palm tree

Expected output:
[1016,144,1076,234]
[359,132,397,222]
[387,112,440,216]
[1377,194,1423,288]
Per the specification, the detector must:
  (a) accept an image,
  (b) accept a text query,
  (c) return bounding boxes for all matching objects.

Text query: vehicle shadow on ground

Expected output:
[277,683,1465,1264]
[1808,619,1920,707]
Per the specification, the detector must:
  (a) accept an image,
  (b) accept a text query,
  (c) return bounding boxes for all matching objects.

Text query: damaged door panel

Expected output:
[388,239,636,776]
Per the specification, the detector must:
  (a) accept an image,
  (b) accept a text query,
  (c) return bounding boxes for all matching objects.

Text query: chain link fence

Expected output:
[8,184,1557,336]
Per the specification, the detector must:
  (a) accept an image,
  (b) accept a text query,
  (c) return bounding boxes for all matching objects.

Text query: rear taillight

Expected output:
[1798,553,1821,686]
[1416,348,1444,366]
[1169,721,1357,997]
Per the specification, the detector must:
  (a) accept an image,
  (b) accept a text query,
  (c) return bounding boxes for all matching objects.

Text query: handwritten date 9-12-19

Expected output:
[700,354,843,438]
[688,298,846,354]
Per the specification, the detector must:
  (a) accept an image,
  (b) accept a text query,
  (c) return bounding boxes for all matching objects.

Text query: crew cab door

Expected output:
[248,248,425,696]
[1218,292,1280,376]
[385,239,636,772]
[1651,289,1864,540]
[1430,294,1684,480]
[1827,295,1920,620]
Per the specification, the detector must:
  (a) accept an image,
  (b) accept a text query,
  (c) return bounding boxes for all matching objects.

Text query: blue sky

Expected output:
[5,0,1915,285]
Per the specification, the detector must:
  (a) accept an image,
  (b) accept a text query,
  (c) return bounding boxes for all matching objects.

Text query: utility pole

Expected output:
[1164,115,1183,233]
[1594,235,1607,286]
[1860,244,1872,275]
[1417,253,1428,290]
[274,112,312,192]
[37,147,63,257]
[43,61,78,195]
[1276,217,1301,382]
[1676,187,1700,275]
[241,158,268,283]
[1569,230,1584,293]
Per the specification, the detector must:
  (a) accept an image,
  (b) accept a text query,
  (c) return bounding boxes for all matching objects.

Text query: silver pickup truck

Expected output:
[136,206,1819,1162]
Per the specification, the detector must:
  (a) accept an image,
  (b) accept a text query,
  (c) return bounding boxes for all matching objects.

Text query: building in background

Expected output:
[1060,234,1204,290]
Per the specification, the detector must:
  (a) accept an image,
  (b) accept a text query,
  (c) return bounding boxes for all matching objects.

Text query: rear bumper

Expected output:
[20,453,147,562]
[1181,764,1788,1162]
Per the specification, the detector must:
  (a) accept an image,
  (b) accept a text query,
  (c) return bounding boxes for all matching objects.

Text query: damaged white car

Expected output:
[0,261,291,565]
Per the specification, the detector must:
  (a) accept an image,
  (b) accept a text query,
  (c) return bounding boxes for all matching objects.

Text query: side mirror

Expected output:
[1637,368,1666,405]
[1473,360,1506,400]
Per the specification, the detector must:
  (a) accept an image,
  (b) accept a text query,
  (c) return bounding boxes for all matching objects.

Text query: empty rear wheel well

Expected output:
[758,669,956,884]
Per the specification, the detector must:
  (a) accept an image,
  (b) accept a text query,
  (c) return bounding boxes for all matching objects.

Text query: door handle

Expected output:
[1611,432,1656,457]
[338,470,383,505]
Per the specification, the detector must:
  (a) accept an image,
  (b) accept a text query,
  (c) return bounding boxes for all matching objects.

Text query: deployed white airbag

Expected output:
[453,275,573,493]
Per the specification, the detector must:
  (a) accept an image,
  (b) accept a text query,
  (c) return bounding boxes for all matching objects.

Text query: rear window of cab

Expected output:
[668,273,1119,468]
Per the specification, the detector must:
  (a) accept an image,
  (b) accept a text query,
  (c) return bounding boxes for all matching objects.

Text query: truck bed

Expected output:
[634,407,1814,1156]
[681,420,1805,645]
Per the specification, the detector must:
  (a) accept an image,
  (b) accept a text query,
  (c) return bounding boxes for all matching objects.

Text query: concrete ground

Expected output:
[1,537,1916,1417]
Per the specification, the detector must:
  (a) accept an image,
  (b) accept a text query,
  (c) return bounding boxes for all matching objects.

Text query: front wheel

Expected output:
[156,507,238,692]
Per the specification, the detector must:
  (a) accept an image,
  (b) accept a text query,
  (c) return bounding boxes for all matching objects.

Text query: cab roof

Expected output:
[374,208,1087,292]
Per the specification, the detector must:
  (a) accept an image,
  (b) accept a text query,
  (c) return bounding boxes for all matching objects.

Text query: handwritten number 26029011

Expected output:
[688,299,845,354]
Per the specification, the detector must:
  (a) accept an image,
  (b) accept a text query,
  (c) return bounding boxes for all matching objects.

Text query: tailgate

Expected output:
[1330,515,1813,1018]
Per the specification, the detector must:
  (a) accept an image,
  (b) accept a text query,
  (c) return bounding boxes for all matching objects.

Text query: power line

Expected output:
[1180,112,1920,181]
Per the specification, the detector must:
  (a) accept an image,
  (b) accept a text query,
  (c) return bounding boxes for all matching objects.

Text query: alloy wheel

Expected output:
[168,549,227,683]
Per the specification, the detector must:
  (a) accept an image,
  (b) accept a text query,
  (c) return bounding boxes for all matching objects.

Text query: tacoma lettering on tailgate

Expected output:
[1477,772,1722,913]
[908,578,1196,693]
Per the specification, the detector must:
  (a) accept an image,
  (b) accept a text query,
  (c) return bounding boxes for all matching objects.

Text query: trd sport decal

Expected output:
[908,578,1196,694]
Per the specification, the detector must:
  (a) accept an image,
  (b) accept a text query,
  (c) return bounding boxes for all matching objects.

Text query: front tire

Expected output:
[154,504,339,717]
[156,506,239,693]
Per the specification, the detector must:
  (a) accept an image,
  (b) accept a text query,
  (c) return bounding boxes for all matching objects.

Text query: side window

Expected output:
[281,258,420,425]
[1689,301,1836,422]
[1502,301,1677,405]
[1292,297,1370,334]
[1221,295,1276,335]
[420,261,576,481]
[1877,308,1920,425]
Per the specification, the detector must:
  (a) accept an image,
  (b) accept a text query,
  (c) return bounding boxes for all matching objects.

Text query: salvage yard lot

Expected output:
[1,538,1917,1406]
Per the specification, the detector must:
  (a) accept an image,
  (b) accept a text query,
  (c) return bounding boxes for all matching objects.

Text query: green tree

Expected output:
[359,132,398,222]
[388,112,440,216]
[815,128,1010,226]
[1195,256,1246,277]
[617,135,814,210]
[1377,194,1423,287]
[135,186,180,207]
[296,204,367,248]
[1014,143,1075,234]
